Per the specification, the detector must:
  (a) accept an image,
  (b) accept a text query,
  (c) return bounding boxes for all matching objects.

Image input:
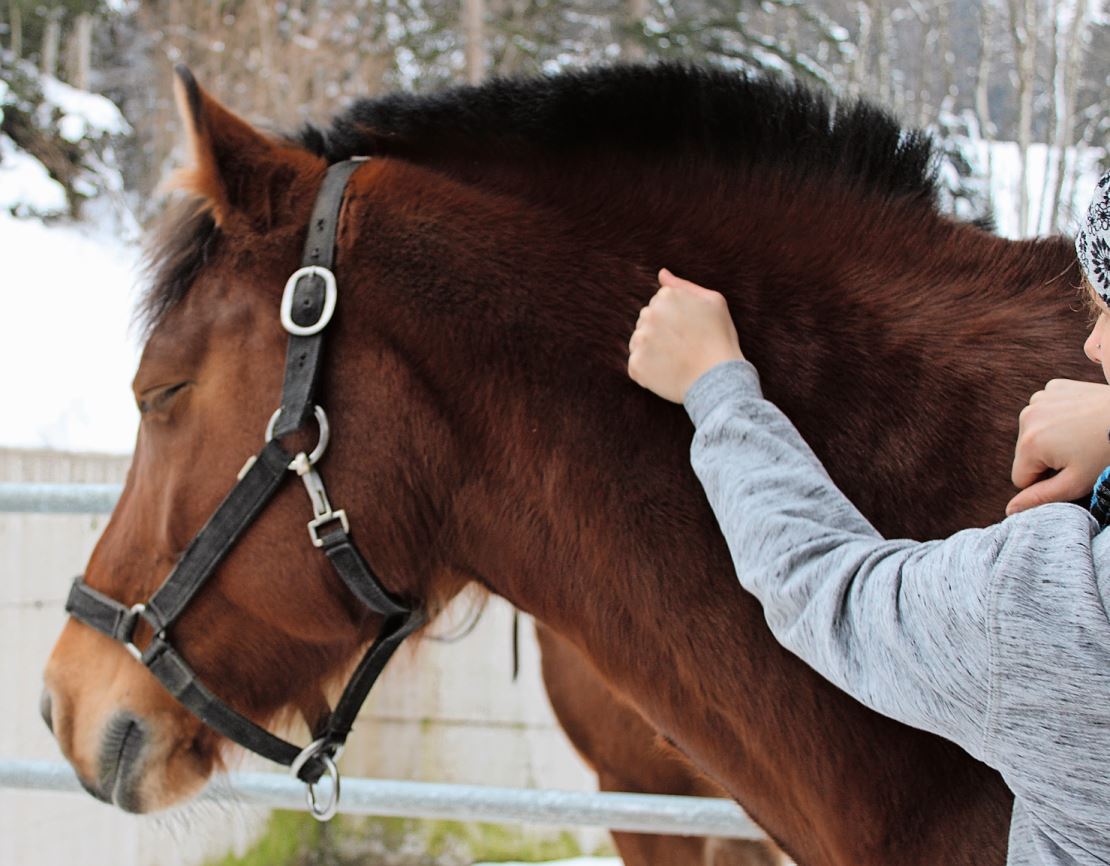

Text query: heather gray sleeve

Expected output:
[683,360,1110,863]
[683,360,1097,762]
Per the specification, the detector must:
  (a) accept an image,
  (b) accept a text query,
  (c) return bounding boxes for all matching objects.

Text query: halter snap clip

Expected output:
[293,451,350,546]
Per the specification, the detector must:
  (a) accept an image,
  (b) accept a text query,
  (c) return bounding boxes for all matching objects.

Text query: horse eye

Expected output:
[139,382,190,415]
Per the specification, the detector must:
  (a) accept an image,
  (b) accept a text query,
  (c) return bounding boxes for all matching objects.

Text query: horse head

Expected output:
[42,69,464,812]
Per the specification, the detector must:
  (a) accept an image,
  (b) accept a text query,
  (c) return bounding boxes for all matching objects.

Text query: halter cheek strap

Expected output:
[65,159,426,821]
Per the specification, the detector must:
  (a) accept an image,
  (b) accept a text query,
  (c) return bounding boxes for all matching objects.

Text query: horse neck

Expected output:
[413,156,1086,537]
[349,161,1085,863]
[447,373,1011,865]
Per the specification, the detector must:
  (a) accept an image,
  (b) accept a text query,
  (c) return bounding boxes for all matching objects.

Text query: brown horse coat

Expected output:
[44,64,1098,865]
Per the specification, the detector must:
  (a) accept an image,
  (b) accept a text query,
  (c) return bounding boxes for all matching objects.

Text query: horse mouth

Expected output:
[97,713,148,812]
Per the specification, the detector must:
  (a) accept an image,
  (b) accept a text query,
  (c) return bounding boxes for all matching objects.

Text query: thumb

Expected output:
[658,268,710,294]
[1006,468,1085,516]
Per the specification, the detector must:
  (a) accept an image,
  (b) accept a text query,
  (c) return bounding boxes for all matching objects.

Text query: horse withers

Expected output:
[43,63,1096,865]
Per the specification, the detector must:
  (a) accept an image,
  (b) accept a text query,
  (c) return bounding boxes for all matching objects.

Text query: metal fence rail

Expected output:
[0,482,121,514]
[2,482,761,839]
[0,759,761,839]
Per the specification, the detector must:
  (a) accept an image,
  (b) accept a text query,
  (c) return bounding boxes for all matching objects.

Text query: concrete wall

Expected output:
[0,448,603,866]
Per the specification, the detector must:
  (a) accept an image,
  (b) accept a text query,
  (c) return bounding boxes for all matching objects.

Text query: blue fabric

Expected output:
[1089,464,1110,529]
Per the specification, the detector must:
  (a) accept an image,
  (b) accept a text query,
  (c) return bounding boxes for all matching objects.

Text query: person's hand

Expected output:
[1007,379,1110,515]
[628,268,744,404]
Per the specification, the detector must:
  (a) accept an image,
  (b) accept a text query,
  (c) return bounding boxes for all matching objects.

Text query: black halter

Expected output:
[65,159,425,820]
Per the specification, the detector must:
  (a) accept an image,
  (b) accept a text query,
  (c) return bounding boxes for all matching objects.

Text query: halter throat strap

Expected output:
[65,159,426,819]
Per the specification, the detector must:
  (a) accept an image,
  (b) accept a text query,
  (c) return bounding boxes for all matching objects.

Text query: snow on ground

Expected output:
[0,211,140,453]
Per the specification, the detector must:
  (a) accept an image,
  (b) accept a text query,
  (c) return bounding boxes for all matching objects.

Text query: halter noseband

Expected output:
[65,159,425,821]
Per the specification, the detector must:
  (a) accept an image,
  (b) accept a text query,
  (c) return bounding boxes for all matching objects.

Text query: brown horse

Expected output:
[42,64,1097,864]
[536,622,786,864]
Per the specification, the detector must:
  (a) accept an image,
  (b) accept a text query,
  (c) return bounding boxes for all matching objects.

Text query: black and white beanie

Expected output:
[1076,170,1110,306]
[1078,170,1110,529]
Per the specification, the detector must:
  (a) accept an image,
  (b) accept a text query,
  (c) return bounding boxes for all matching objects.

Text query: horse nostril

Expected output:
[99,713,149,812]
[39,690,54,735]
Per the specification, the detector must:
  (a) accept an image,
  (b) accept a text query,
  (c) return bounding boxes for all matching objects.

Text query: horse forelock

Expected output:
[137,196,218,339]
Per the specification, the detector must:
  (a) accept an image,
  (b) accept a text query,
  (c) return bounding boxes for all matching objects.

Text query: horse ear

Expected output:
[170,65,307,227]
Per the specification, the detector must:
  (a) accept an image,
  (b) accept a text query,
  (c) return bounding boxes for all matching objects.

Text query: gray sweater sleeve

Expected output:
[683,360,1110,863]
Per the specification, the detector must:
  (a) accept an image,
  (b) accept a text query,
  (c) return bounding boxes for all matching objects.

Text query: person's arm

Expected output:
[683,359,1004,753]
[684,359,1108,766]
[629,269,1104,760]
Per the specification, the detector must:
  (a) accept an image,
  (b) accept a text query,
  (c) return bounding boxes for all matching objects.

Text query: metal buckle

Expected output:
[124,603,149,661]
[266,405,330,468]
[290,738,343,822]
[280,266,337,337]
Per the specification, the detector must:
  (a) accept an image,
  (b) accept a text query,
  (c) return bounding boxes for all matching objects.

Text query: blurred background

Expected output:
[6,0,1110,234]
[0,1,1107,864]
[2,0,1108,450]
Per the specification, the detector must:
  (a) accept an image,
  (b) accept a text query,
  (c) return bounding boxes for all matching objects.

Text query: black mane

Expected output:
[303,63,938,204]
[142,63,938,335]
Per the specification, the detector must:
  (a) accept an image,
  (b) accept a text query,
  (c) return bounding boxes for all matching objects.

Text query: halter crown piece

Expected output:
[65,159,426,821]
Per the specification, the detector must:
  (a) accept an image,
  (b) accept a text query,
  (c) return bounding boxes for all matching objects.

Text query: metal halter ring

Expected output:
[281,266,337,337]
[266,405,331,469]
[124,603,148,661]
[290,738,342,822]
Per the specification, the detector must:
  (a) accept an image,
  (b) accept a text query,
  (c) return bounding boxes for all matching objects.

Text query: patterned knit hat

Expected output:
[1080,171,1110,529]
[1076,170,1110,306]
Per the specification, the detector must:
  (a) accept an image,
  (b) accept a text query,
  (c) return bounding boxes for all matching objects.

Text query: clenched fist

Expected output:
[627,269,745,404]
